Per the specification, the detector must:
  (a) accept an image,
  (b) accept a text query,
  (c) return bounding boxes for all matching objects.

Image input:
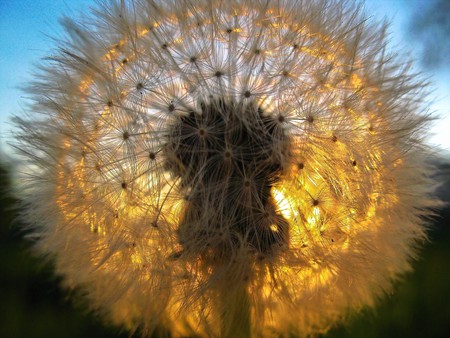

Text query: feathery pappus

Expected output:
[13,0,439,337]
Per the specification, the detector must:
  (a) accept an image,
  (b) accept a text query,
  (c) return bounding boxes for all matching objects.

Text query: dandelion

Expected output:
[14,0,438,337]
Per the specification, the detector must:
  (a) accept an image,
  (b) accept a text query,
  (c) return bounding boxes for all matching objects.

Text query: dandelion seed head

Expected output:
[14,0,439,337]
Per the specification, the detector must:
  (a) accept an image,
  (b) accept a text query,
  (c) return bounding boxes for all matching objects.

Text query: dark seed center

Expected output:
[165,100,290,256]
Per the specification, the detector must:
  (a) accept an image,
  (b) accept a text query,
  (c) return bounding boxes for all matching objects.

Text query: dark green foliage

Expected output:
[0,161,130,338]
[1,158,449,338]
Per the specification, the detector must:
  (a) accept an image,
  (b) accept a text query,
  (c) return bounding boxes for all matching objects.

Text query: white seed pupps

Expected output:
[14,0,437,337]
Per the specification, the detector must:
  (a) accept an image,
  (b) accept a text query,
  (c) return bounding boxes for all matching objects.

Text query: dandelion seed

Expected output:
[13,0,439,337]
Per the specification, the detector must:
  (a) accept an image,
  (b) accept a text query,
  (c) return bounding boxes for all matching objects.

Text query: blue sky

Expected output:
[1,0,449,156]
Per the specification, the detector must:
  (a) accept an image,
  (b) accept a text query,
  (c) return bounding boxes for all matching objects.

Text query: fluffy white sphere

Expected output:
[14,0,438,337]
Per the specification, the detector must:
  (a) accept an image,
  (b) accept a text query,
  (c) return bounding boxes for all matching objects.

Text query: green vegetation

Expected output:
[1,160,449,338]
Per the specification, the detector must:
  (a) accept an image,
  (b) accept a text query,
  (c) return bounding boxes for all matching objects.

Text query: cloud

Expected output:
[408,0,450,70]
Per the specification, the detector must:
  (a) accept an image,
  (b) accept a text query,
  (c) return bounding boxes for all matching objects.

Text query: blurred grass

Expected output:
[0,161,130,338]
[1,158,449,338]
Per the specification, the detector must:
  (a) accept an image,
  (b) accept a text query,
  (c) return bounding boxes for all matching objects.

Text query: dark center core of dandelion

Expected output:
[165,100,289,256]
